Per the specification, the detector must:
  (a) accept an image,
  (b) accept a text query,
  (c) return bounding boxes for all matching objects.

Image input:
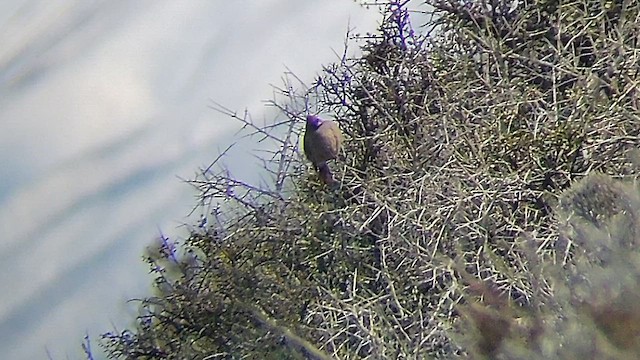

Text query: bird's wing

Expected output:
[303,130,312,162]
[304,128,324,166]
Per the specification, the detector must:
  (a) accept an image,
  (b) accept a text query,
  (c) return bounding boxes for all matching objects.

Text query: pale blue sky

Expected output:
[0,1,381,358]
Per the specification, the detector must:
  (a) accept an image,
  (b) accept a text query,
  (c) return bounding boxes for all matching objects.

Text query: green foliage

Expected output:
[456,173,640,359]
[99,0,640,359]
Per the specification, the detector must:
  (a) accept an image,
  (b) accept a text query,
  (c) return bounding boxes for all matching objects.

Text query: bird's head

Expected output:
[306,115,323,130]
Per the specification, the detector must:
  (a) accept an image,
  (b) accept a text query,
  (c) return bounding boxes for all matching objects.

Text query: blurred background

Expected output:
[0,1,379,358]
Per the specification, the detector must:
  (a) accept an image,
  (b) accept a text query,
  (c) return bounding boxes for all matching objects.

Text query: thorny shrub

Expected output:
[100,1,640,359]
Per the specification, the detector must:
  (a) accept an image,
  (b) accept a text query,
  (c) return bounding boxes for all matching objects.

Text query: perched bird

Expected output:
[303,115,343,184]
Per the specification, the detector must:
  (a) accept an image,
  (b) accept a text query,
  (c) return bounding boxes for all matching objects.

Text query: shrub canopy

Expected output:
[101,1,640,359]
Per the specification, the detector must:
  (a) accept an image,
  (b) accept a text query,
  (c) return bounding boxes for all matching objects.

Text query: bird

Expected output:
[303,114,343,184]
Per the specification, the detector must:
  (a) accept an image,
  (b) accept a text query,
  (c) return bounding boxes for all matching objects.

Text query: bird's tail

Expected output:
[318,163,336,185]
